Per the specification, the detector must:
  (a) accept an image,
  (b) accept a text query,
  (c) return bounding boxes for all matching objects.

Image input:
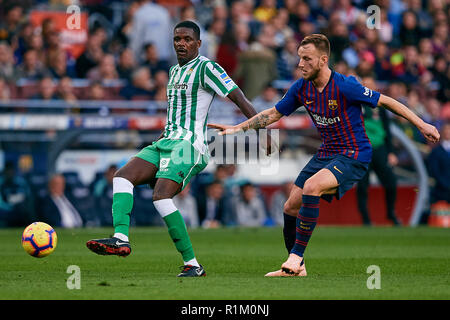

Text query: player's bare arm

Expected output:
[208,107,283,135]
[227,88,258,119]
[377,94,440,143]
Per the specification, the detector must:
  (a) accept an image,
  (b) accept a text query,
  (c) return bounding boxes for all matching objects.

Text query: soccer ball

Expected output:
[22,222,58,258]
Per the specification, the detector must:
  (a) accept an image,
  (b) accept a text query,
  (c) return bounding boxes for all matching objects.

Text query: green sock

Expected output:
[112,193,133,237]
[163,210,195,262]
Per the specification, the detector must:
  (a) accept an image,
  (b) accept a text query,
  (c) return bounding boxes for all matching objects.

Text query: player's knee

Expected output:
[283,201,301,216]
[302,180,322,196]
[152,191,169,202]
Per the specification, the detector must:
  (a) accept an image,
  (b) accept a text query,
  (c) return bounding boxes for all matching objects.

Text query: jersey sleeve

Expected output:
[275,79,304,116]
[344,76,381,108]
[201,61,238,97]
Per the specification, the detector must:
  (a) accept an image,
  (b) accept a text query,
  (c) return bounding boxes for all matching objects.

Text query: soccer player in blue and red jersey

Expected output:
[208,34,440,277]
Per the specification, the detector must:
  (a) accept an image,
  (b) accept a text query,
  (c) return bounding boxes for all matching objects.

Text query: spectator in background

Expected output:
[199,180,225,228]
[311,0,334,29]
[0,4,23,45]
[93,164,117,226]
[142,43,170,75]
[153,69,168,104]
[252,82,281,113]
[87,53,119,82]
[75,31,104,78]
[119,66,155,100]
[336,0,362,26]
[15,49,47,80]
[254,0,277,23]
[114,1,140,48]
[356,77,401,226]
[56,76,77,101]
[0,161,35,227]
[399,10,421,46]
[234,26,278,100]
[430,22,447,56]
[0,42,15,82]
[47,48,77,79]
[26,32,45,62]
[427,122,450,204]
[328,21,350,64]
[431,55,450,103]
[0,77,11,102]
[204,18,227,60]
[423,98,444,132]
[417,38,435,69]
[277,36,300,80]
[270,181,294,226]
[117,48,136,81]
[377,10,394,44]
[373,41,392,81]
[129,0,173,63]
[87,81,106,100]
[173,184,199,228]
[39,174,83,228]
[232,182,267,227]
[31,76,57,101]
[216,21,250,76]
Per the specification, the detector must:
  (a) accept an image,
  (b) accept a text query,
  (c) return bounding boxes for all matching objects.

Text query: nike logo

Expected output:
[115,240,129,246]
[173,238,181,243]
[195,268,204,276]
[305,100,314,105]
[333,166,343,174]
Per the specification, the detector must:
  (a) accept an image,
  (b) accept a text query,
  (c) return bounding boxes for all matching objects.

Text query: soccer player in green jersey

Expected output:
[86,21,261,277]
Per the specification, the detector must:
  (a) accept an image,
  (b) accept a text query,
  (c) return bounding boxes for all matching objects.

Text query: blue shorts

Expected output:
[295,154,369,202]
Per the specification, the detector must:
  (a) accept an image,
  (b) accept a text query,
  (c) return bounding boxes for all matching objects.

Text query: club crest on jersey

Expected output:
[187,68,194,75]
[328,100,338,110]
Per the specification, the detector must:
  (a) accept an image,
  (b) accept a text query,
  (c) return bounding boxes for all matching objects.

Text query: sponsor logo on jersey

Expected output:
[159,158,171,172]
[363,87,373,97]
[168,83,189,90]
[311,113,341,126]
[220,72,232,84]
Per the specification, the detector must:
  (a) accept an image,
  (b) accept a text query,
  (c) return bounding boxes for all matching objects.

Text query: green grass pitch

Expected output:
[0,226,449,300]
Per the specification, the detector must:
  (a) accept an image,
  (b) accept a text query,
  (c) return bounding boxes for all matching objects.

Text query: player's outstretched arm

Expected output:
[208,107,283,135]
[227,87,259,119]
[377,94,440,143]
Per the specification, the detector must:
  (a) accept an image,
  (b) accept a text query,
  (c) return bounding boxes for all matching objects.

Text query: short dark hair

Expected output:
[174,20,200,40]
[300,34,330,57]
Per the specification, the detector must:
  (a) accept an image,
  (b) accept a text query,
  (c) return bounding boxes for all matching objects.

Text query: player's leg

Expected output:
[371,147,400,225]
[152,178,205,276]
[356,169,372,225]
[110,157,159,241]
[282,168,339,274]
[265,185,306,277]
[282,185,303,253]
[86,148,159,256]
[152,140,208,277]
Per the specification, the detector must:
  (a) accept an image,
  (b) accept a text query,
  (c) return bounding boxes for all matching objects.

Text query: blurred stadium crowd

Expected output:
[0,0,449,228]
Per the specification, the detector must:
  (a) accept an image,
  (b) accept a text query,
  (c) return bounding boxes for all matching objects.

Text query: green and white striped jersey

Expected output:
[163,55,238,154]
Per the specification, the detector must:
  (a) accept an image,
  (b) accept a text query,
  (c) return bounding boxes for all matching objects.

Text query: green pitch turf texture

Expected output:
[0,226,449,300]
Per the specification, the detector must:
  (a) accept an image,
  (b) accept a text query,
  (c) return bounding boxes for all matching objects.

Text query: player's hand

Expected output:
[207,123,241,135]
[419,122,440,143]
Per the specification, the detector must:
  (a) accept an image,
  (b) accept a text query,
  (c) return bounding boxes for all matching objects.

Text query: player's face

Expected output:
[297,44,327,80]
[173,27,201,66]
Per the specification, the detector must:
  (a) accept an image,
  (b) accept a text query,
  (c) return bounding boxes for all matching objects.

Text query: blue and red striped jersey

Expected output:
[275,71,380,163]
